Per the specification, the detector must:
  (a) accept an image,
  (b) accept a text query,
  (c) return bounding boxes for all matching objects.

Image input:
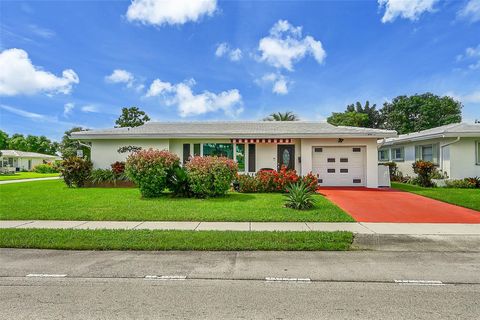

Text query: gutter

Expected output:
[439,136,460,173]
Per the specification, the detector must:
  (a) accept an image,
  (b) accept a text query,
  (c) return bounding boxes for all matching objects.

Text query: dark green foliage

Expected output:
[327,101,380,128]
[284,181,316,210]
[327,94,462,134]
[2,132,58,155]
[59,127,90,159]
[115,107,150,128]
[381,93,462,134]
[263,111,299,121]
[169,167,193,197]
[34,163,58,174]
[61,157,93,188]
[445,177,480,189]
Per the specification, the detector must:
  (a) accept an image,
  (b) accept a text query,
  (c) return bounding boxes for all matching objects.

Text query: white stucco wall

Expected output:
[300,138,380,188]
[381,137,480,179]
[17,158,47,171]
[449,138,480,179]
[90,139,169,169]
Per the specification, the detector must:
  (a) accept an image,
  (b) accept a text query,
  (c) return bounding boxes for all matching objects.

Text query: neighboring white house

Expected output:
[0,150,59,172]
[71,121,396,188]
[378,123,480,179]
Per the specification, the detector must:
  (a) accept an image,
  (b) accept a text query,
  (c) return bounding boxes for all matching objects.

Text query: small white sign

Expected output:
[76,150,83,157]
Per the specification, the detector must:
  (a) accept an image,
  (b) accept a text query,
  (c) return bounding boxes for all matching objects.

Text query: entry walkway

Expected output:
[0,177,61,185]
[1,220,480,235]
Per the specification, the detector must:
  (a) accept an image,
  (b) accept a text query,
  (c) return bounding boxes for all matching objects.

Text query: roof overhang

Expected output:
[382,132,479,146]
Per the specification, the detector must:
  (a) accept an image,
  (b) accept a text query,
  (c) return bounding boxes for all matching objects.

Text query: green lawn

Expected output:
[0,229,353,251]
[391,182,480,211]
[0,172,59,181]
[0,180,353,222]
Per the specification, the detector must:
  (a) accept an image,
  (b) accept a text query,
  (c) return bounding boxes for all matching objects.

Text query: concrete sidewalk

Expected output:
[0,177,61,185]
[1,220,480,235]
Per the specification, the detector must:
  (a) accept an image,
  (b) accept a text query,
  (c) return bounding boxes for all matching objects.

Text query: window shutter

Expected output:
[432,143,439,165]
[415,145,421,161]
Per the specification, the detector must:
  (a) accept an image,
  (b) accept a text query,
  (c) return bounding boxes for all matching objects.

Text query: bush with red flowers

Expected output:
[185,156,238,198]
[110,161,125,176]
[236,166,317,193]
[412,160,437,187]
[125,149,180,198]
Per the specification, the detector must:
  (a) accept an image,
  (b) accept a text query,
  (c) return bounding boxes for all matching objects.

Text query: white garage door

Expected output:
[312,146,366,187]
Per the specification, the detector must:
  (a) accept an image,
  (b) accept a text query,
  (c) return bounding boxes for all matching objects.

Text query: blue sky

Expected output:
[0,0,479,141]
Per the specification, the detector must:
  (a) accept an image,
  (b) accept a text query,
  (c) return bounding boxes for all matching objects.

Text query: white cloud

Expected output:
[0,48,79,96]
[0,104,46,120]
[257,20,326,71]
[257,73,290,95]
[145,78,243,117]
[378,0,438,23]
[458,0,480,22]
[456,44,480,70]
[146,79,174,97]
[63,103,74,117]
[81,105,99,113]
[445,90,480,104]
[27,24,55,39]
[215,42,243,61]
[126,0,217,26]
[105,69,135,87]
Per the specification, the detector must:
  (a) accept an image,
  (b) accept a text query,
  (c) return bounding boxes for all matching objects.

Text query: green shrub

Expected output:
[185,156,237,198]
[169,167,193,197]
[61,157,93,188]
[284,181,316,210]
[235,174,263,193]
[34,163,58,173]
[412,160,437,187]
[89,169,116,184]
[125,149,180,198]
[110,161,126,176]
[445,177,479,189]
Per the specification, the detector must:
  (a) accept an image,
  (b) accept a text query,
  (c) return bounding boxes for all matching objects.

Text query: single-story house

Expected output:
[0,150,59,172]
[71,121,396,188]
[378,123,480,179]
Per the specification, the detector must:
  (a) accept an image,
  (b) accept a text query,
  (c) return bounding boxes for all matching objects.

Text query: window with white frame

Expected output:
[415,143,439,164]
[476,141,480,165]
[391,147,404,161]
[378,149,390,162]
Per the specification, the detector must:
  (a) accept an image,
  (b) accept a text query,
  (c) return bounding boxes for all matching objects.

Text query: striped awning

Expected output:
[231,138,292,144]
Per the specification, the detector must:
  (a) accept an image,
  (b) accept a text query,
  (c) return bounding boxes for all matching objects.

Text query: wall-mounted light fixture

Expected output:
[338,138,344,143]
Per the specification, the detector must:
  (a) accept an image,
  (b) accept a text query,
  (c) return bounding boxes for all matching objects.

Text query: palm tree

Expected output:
[263,111,299,121]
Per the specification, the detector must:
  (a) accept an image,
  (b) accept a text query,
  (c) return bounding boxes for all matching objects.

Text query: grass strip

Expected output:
[391,182,480,211]
[0,229,353,251]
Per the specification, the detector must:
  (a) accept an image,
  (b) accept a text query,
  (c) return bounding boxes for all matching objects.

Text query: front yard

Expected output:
[391,182,480,211]
[0,172,59,181]
[0,180,354,222]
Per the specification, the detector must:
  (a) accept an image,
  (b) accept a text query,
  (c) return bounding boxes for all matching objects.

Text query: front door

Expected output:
[277,145,295,170]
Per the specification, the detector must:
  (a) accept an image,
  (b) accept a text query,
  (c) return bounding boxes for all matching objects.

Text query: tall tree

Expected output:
[327,112,370,127]
[380,93,462,134]
[115,107,150,128]
[0,130,8,149]
[7,134,28,151]
[59,127,90,159]
[327,101,381,128]
[263,111,299,121]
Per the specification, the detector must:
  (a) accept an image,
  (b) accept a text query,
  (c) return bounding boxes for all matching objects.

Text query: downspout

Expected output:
[78,141,92,149]
[440,136,460,175]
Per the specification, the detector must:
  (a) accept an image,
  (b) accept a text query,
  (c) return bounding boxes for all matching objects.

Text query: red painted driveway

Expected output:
[318,187,480,223]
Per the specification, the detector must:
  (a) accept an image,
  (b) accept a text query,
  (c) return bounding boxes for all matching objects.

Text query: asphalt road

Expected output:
[1,249,480,319]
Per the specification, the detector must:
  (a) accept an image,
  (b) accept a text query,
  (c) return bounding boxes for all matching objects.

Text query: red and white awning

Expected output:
[231,138,292,144]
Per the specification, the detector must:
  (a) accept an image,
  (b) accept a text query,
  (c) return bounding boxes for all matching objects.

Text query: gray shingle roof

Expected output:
[383,123,480,145]
[0,150,57,158]
[71,121,397,139]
